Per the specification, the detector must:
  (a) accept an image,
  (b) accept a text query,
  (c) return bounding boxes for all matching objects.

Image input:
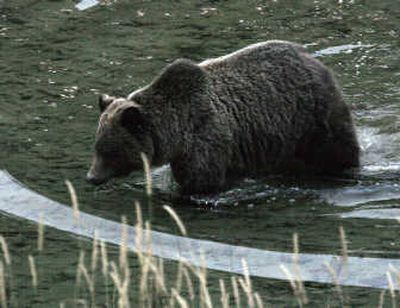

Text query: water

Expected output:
[1,0,400,305]
[2,170,400,292]
[75,0,99,11]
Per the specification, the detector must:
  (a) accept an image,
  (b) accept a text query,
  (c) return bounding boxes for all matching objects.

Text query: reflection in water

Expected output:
[75,0,99,11]
[313,43,375,57]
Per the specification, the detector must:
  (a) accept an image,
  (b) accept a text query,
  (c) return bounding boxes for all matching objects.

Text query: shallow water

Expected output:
[1,0,400,305]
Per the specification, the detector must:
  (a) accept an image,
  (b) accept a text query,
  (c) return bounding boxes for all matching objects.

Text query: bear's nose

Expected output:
[86,172,105,185]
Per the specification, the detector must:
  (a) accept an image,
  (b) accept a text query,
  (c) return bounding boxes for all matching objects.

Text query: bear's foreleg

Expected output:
[170,142,230,195]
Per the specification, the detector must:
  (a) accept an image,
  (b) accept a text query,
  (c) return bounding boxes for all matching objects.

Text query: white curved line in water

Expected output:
[0,170,399,290]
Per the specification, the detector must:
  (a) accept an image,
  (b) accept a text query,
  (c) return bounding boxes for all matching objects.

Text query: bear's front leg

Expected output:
[170,148,228,195]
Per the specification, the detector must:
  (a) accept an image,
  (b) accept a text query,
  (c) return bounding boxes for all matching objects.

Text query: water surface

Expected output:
[1,0,400,305]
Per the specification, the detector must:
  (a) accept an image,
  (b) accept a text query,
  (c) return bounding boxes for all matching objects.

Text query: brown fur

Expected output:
[87,41,360,194]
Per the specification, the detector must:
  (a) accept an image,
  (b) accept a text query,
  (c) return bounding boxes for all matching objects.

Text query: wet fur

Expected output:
[90,41,360,194]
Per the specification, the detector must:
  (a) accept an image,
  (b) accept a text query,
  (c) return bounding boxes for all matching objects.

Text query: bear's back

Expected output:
[199,40,305,68]
[199,41,318,117]
[199,41,336,173]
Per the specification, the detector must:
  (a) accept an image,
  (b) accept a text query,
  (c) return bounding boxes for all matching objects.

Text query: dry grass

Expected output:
[28,255,38,289]
[0,160,394,306]
[163,205,187,236]
[37,214,45,252]
[63,170,273,307]
[0,204,395,307]
[0,237,10,267]
[0,261,6,308]
[65,180,80,222]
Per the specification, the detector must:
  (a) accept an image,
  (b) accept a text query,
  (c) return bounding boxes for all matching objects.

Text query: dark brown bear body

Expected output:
[87,41,360,194]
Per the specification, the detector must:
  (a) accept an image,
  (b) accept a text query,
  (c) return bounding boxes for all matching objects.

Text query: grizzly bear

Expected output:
[87,40,360,194]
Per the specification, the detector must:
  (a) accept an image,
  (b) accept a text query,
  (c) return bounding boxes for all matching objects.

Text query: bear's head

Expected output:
[86,94,154,185]
[87,59,210,186]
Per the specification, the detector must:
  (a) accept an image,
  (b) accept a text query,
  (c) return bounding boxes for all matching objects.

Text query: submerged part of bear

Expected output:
[87,40,360,194]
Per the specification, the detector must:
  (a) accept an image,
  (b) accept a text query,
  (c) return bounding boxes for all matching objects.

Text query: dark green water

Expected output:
[1,0,400,306]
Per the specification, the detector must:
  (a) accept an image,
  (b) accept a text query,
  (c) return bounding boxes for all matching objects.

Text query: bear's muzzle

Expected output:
[86,159,111,185]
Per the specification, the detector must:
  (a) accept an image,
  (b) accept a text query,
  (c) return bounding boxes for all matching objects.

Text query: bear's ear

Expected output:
[119,105,148,134]
[98,94,115,113]
[152,59,207,94]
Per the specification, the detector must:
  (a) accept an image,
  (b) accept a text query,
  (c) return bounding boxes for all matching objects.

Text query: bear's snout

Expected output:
[86,171,107,185]
[86,164,109,185]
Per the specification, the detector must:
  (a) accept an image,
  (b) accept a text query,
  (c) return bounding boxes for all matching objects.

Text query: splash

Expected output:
[321,183,400,207]
[318,127,400,207]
